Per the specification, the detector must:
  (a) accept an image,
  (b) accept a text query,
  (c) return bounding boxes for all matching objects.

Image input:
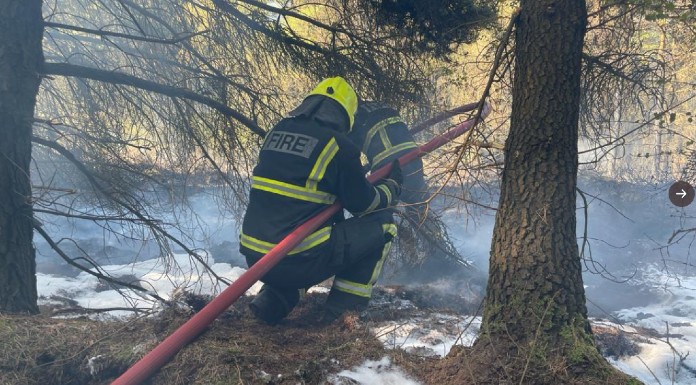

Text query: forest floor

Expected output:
[1,291,435,385]
[0,285,656,385]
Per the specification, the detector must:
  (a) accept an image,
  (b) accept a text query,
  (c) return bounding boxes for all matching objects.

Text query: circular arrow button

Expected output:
[669,181,695,207]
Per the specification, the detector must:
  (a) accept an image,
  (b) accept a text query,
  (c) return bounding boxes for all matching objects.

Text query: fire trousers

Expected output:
[243,210,396,320]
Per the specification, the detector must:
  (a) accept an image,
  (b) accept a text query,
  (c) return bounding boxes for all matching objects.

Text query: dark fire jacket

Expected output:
[349,102,419,171]
[240,104,397,259]
[349,101,427,204]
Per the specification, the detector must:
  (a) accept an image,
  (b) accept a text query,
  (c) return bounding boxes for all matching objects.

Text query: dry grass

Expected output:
[0,288,650,385]
[0,294,403,385]
[0,312,148,385]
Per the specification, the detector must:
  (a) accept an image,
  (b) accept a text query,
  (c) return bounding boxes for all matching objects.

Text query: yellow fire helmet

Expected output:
[307,77,358,130]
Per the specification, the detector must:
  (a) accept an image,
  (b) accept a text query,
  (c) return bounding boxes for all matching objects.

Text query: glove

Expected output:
[379,160,403,204]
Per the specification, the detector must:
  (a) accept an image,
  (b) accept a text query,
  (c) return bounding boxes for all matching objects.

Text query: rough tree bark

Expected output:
[482,0,588,339]
[0,0,44,313]
[430,1,643,383]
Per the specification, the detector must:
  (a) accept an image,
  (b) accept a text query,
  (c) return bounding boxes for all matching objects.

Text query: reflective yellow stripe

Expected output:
[240,226,332,255]
[252,176,336,204]
[362,187,382,214]
[372,141,418,166]
[333,223,396,298]
[333,278,373,298]
[307,138,339,191]
[363,117,402,154]
[252,138,339,204]
[379,127,392,149]
[377,183,392,204]
[383,223,398,238]
[370,224,396,284]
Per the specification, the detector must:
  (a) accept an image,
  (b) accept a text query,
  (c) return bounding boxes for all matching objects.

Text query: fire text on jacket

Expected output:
[262,131,319,158]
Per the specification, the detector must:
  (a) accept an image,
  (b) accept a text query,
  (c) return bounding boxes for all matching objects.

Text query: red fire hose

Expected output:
[111,102,491,385]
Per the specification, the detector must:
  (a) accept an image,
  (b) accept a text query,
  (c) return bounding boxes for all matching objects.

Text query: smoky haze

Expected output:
[380,172,695,318]
[32,162,695,319]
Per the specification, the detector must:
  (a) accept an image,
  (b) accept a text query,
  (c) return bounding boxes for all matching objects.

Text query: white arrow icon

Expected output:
[677,189,687,198]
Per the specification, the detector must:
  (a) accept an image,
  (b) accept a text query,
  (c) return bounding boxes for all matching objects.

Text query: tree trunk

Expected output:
[469,0,638,382]
[482,0,588,338]
[0,0,44,313]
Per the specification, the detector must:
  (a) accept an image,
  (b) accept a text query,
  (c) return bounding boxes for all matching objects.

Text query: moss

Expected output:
[567,336,601,365]
[558,316,645,384]
[560,316,602,365]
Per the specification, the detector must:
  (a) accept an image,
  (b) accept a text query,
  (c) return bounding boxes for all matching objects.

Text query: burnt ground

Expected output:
[0,286,468,385]
[0,283,651,385]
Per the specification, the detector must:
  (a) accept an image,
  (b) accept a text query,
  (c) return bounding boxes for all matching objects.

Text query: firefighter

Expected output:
[349,101,427,211]
[240,77,402,325]
[349,101,467,283]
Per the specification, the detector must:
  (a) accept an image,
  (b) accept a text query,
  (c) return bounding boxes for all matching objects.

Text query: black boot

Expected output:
[323,289,369,322]
[249,285,298,325]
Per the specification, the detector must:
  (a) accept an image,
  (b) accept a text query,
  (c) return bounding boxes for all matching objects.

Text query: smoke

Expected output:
[35,171,694,319]
[389,172,694,317]
[33,191,242,278]
[576,174,694,315]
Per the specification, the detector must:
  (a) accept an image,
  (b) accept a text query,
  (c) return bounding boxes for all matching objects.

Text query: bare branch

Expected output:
[42,62,266,137]
[44,21,206,45]
[234,0,362,42]
[33,223,167,303]
[582,52,654,93]
[33,207,154,223]
[209,0,333,57]
[32,135,233,286]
